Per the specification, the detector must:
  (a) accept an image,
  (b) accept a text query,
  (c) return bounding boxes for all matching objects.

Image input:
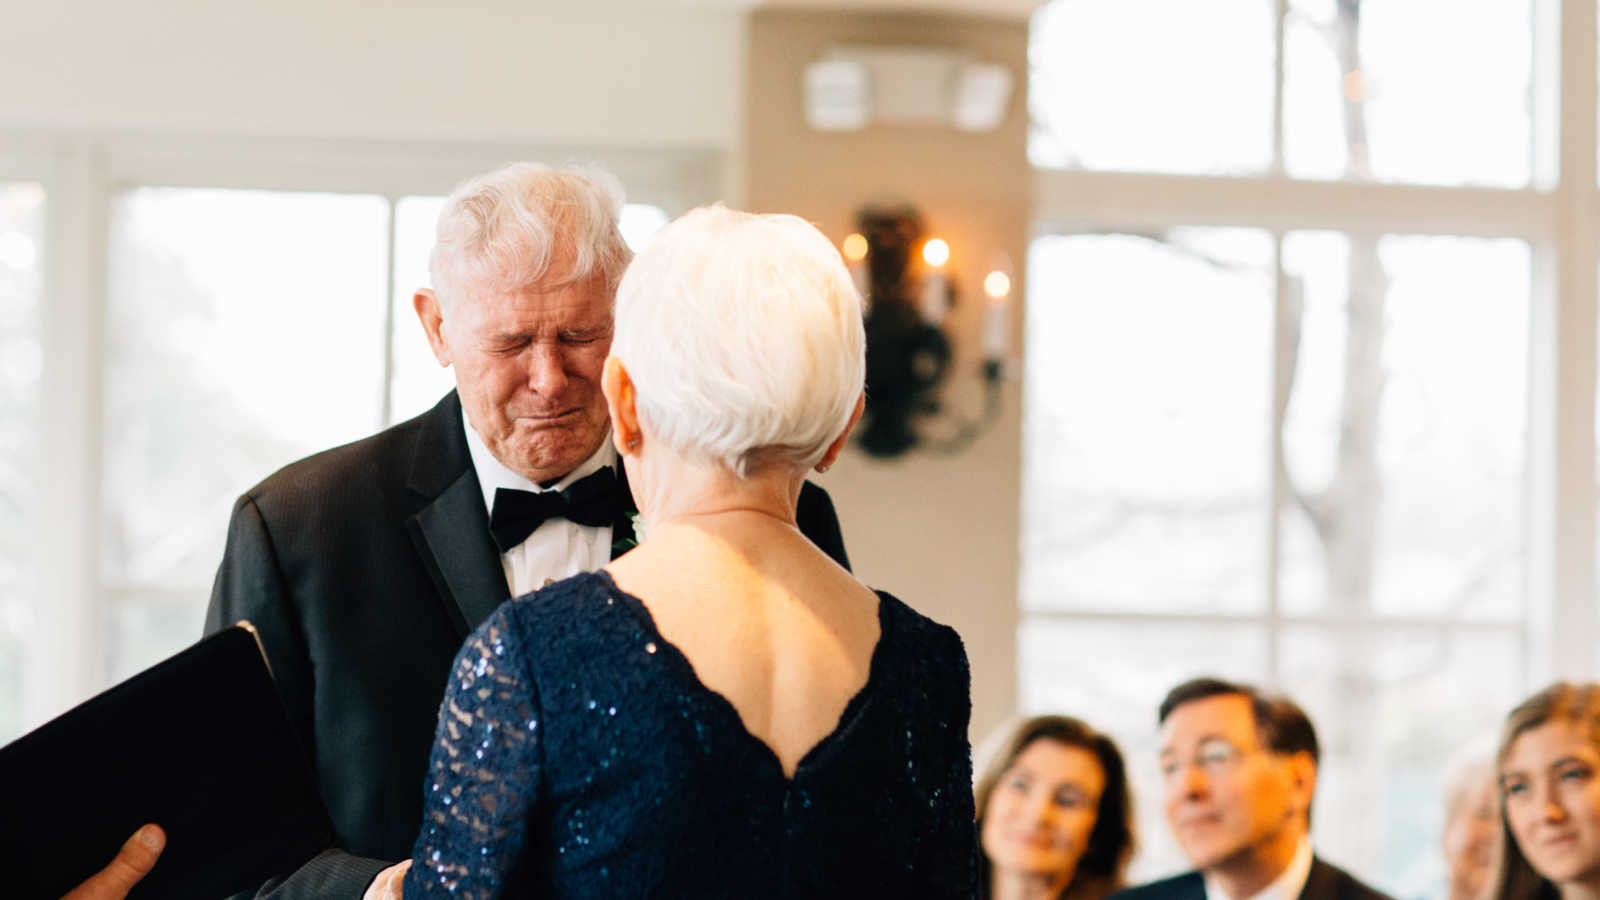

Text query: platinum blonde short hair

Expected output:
[611,205,866,477]
[429,162,631,304]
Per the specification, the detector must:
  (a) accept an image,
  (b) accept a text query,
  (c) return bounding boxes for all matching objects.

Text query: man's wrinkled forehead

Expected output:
[437,232,615,302]
[442,259,617,312]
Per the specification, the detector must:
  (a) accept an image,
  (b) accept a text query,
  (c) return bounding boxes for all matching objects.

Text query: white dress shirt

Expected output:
[1203,837,1313,900]
[462,409,617,597]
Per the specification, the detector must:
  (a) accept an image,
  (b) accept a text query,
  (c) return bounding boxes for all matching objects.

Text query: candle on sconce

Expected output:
[841,232,870,311]
[920,238,950,325]
[983,268,1012,360]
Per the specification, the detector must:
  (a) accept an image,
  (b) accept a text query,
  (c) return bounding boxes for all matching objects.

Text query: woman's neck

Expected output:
[991,867,1073,900]
[1560,875,1600,900]
[629,451,804,533]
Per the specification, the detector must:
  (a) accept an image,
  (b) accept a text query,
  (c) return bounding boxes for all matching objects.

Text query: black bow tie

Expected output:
[489,467,621,552]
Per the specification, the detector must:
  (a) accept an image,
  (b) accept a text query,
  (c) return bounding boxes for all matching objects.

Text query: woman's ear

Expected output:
[603,356,643,456]
[816,392,866,473]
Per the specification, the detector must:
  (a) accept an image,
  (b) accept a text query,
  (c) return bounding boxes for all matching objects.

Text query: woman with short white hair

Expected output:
[400,206,977,897]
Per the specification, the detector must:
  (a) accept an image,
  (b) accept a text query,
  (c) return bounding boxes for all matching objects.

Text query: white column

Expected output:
[25,138,108,729]
[1529,0,1598,685]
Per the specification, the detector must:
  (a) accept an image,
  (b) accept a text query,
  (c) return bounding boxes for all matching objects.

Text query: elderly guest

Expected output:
[207,165,850,900]
[976,716,1136,900]
[1442,752,1499,900]
[397,206,976,897]
[1490,682,1600,900]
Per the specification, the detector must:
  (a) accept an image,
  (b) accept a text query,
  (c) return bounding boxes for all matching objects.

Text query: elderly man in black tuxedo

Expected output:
[1110,678,1393,900]
[204,163,849,900]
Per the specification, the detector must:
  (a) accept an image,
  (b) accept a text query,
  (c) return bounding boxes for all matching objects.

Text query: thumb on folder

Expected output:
[62,824,165,900]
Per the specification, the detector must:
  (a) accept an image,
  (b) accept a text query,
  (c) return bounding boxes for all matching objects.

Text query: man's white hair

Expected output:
[429,161,631,304]
[611,205,866,477]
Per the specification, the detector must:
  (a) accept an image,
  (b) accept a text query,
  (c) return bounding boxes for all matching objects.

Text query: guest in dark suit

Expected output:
[1490,682,1600,900]
[204,164,850,900]
[1111,678,1394,900]
[975,715,1136,900]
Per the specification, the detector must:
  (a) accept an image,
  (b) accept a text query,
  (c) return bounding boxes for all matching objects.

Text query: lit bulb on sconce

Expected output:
[842,232,868,262]
[983,270,1011,300]
[919,238,951,324]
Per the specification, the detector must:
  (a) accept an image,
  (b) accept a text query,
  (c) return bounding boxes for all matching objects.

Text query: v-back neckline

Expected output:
[593,569,891,784]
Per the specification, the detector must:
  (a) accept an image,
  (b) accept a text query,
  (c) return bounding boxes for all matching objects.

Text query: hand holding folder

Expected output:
[62,825,165,900]
[1,623,335,900]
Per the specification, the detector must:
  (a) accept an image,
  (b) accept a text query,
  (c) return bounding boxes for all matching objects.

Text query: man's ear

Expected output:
[816,392,866,472]
[1288,752,1317,819]
[603,356,642,456]
[413,289,451,367]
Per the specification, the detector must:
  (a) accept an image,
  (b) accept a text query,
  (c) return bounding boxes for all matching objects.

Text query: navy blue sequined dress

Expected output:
[401,570,976,899]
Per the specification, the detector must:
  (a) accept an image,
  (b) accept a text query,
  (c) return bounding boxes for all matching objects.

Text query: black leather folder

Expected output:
[0,622,334,900]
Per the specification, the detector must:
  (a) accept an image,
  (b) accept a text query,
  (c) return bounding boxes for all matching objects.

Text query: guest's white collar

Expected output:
[1202,837,1313,900]
[461,407,616,513]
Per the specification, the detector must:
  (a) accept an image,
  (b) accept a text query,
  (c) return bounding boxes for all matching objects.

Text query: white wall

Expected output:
[0,0,743,148]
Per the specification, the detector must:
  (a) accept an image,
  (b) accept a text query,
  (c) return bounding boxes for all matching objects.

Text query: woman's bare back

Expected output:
[605,517,881,778]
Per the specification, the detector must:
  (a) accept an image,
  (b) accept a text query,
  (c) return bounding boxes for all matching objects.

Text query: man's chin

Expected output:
[1180,836,1250,874]
[493,432,606,482]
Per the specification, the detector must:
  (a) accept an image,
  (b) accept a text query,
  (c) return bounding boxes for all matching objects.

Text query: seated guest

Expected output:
[975,715,1136,900]
[1441,751,1498,900]
[1490,682,1600,900]
[1111,677,1394,900]
[388,206,976,897]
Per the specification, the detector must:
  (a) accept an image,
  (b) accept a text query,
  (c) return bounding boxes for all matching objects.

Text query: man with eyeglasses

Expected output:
[1111,678,1394,900]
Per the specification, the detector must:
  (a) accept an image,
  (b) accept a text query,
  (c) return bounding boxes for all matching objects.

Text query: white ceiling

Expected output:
[619,0,1044,23]
[753,0,1043,20]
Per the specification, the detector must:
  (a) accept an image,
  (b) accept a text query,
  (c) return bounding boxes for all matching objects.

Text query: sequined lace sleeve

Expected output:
[920,626,978,897]
[403,605,543,899]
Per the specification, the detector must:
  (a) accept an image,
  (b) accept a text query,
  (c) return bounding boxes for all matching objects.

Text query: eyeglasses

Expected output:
[1159,738,1263,782]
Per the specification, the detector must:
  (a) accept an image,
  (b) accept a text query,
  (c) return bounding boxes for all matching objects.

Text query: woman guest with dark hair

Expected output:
[1491,682,1600,900]
[975,715,1136,900]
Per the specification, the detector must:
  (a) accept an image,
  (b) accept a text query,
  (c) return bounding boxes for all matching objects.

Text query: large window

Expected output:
[1026,0,1564,893]
[96,185,672,688]
[102,188,391,681]
[1033,0,1535,186]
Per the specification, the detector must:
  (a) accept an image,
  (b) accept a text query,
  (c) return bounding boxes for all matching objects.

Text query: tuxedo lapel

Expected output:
[404,392,510,638]
[609,460,640,560]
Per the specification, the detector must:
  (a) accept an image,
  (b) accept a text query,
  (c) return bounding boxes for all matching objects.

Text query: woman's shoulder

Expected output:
[874,590,966,657]
[476,571,630,658]
[872,590,970,690]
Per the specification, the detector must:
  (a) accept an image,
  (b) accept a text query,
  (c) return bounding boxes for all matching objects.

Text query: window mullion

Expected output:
[1266,232,1287,685]
[382,196,399,428]
[1272,0,1287,177]
[27,138,109,731]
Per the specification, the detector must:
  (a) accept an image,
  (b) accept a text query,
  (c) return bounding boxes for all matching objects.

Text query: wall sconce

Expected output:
[845,206,1008,458]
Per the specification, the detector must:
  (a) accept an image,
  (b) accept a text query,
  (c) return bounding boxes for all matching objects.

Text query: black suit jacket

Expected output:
[204,391,851,899]
[1109,857,1395,900]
